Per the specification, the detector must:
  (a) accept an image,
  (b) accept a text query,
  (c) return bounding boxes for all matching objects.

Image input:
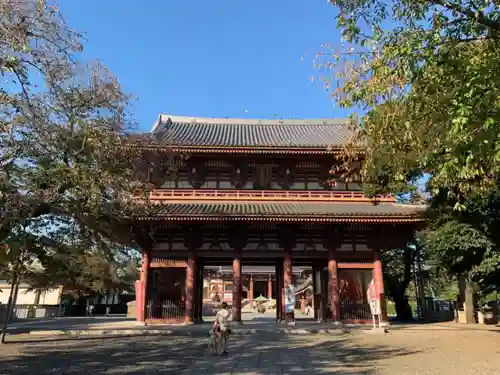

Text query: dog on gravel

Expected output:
[207,327,220,356]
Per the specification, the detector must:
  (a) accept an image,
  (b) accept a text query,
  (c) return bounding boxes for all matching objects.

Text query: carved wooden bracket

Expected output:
[321,224,345,250]
[187,159,207,188]
[256,232,268,251]
[368,225,412,251]
[183,225,204,250]
[148,153,165,186]
[277,161,296,189]
[278,224,297,249]
[318,163,333,189]
[208,229,222,251]
[228,224,248,249]
[367,227,385,251]
[230,161,249,189]
[133,223,154,250]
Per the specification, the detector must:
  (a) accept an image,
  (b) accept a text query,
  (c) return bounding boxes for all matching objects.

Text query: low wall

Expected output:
[0,306,7,322]
[424,309,455,322]
[0,305,64,321]
[423,299,455,322]
[13,305,64,319]
[127,300,137,319]
[64,304,128,316]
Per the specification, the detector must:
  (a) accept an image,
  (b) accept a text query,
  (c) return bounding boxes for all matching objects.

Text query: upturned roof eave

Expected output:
[132,215,425,223]
[127,201,427,223]
[128,143,361,154]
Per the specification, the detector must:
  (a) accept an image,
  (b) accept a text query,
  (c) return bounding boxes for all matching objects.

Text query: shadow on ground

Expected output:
[0,331,419,375]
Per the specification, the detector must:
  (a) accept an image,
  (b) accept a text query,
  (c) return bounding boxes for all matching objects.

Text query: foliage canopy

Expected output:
[323,0,500,203]
[323,0,500,296]
[1,0,154,295]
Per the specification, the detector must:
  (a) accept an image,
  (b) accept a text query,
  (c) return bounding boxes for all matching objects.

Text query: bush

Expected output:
[257,306,266,314]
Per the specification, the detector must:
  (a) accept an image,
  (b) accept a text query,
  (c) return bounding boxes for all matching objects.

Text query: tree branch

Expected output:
[432,0,500,32]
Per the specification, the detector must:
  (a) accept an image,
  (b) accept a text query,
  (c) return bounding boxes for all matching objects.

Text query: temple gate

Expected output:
[131,115,425,325]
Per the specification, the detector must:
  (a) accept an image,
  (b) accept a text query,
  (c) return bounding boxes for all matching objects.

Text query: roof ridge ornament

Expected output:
[154,114,350,126]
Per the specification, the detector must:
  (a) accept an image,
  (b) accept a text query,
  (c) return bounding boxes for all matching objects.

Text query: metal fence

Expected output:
[340,301,372,321]
[145,300,186,321]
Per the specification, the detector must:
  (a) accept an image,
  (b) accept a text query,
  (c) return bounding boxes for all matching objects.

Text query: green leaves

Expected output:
[325,1,500,294]
[25,234,140,296]
[323,0,500,201]
[423,221,491,275]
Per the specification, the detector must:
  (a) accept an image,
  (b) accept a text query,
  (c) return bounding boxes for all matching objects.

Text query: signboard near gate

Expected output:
[369,299,381,315]
[367,280,377,301]
[367,279,381,328]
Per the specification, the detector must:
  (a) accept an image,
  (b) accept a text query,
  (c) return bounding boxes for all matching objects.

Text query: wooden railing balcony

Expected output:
[133,189,395,203]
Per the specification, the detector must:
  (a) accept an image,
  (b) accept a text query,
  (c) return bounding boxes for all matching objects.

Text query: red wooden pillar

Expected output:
[311,263,318,320]
[199,261,205,321]
[135,281,143,321]
[249,274,254,303]
[267,275,273,300]
[275,260,283,321]
[184,251,196,324]
[283,247,293,322]
[313,262,326,322]
[143,252,150,322]
[194,258,204,323]
[232,250,242,323]
[320,267,328,322]
[137,252,149,322]
[373,250,388,322]
[192,257,199,322]
[328,249,341,323]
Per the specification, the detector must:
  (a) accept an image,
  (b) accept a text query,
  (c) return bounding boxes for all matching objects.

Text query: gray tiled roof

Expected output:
[149,201,425,220]
[151,114,352,148]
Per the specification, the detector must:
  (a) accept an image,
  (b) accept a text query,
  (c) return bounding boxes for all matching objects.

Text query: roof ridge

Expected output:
[156,114,349,128]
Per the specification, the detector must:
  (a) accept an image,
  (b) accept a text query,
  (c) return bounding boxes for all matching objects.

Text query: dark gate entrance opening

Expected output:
[146,267,186,323]
[139,255,387,326]
[193,259,322,324]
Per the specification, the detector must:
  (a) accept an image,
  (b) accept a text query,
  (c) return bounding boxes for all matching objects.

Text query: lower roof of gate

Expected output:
[138,201,426,223]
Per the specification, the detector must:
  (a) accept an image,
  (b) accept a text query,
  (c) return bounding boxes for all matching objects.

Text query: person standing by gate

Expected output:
[213,302,231,355]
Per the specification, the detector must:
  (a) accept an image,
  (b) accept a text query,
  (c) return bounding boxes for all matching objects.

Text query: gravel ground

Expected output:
[0,326,499,374]
[358,326,500,375]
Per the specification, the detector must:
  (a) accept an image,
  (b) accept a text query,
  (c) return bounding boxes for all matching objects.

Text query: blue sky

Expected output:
[60,0,351,133]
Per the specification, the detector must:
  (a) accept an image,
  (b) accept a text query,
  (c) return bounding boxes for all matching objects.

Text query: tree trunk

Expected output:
[1,270,19,344]
[458,275,466,307]
[393,290,413,321]
[458,275,475,324]
[8,281,20,322]
[464,279,475,324]
[384,246,415,321]
[415,248,426,318]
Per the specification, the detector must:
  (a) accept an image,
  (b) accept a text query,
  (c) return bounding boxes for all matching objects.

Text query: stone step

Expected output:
[28,326,349,338]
